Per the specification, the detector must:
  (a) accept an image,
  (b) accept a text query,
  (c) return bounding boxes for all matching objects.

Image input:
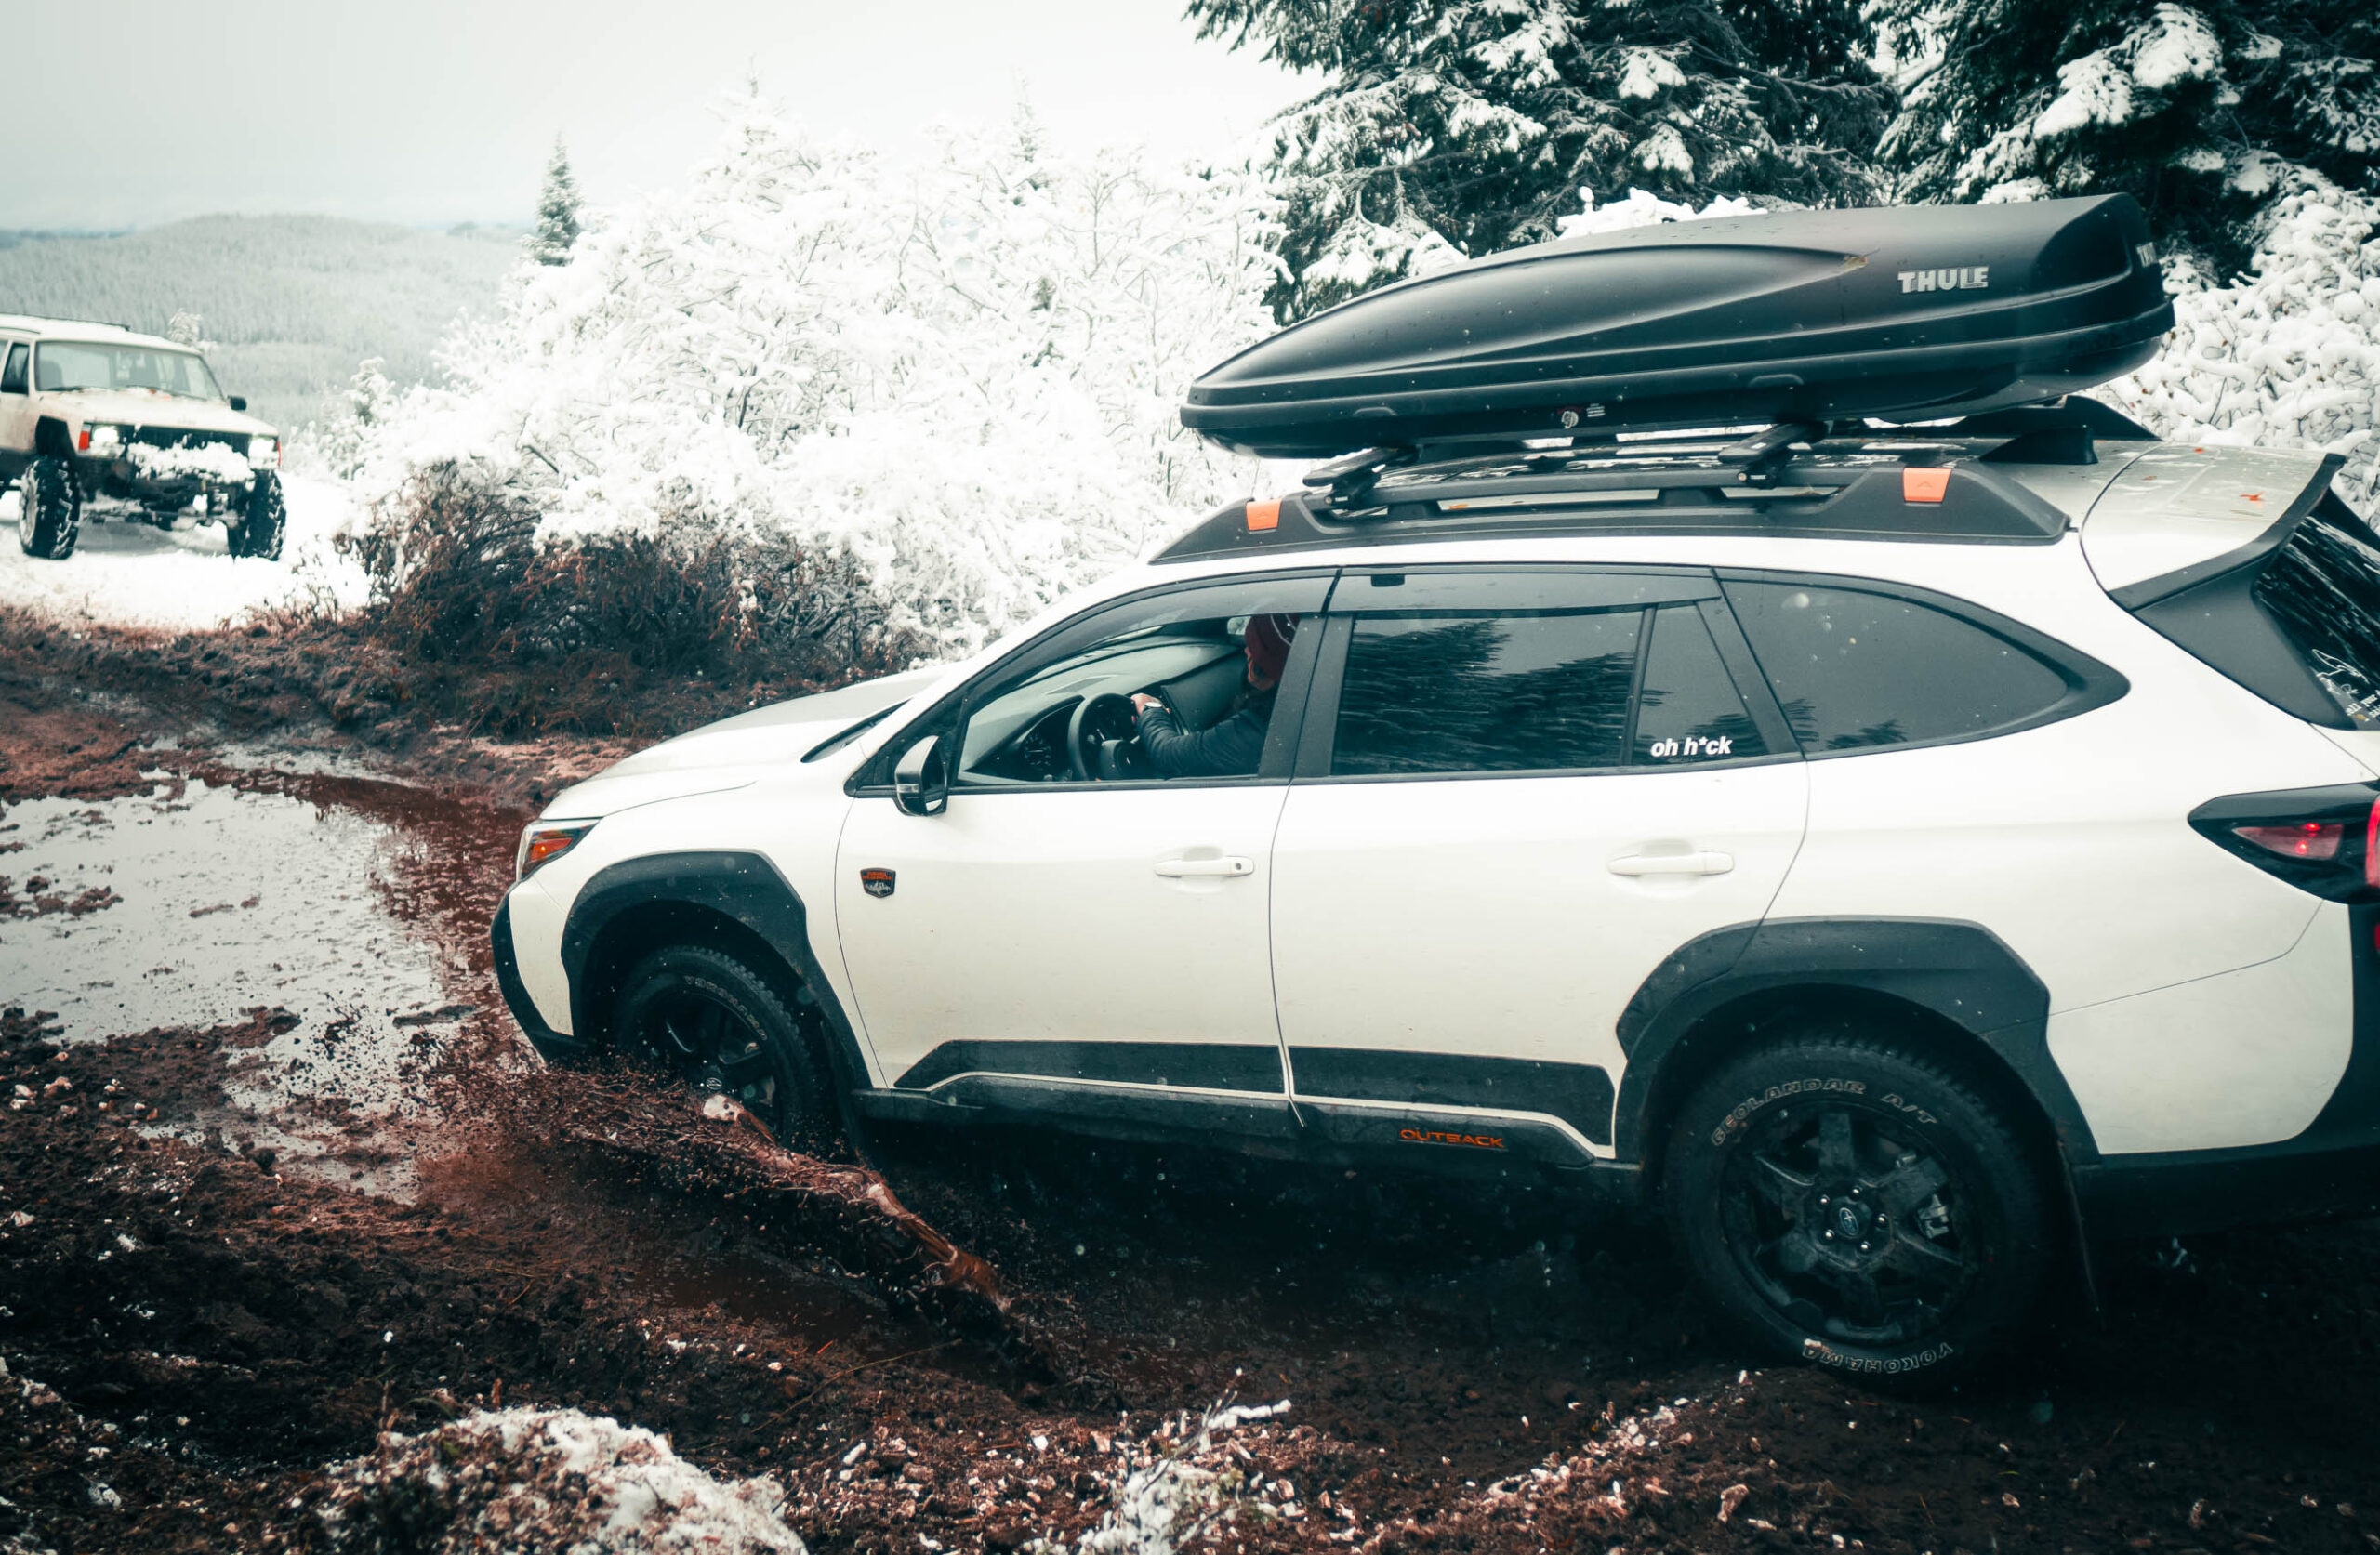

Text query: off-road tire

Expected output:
[230,470,285,560]
[611,943,842,1154]
[16,456,81,560]
[1661,1026,2051,1385]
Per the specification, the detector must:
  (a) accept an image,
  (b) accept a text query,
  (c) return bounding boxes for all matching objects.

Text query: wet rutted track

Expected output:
[3,681,2380,1554]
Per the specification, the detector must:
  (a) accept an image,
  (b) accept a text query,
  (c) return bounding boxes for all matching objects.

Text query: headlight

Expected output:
[247,436,280,468]
[78,423,126,453]
[517,820,597,880]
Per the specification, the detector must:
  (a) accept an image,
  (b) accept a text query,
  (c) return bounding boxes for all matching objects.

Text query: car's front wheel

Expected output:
[1661,1024,2051,1382]
[229,470,285,560]
[16,456,81,560]
[609,942,841,1153]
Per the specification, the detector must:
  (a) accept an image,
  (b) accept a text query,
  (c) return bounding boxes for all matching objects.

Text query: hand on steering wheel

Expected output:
[1065,692,1143,781]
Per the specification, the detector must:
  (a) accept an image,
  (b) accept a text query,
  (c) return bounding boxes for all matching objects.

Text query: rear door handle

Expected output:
[1607,850,1735,877]
[1155,855,1255,878]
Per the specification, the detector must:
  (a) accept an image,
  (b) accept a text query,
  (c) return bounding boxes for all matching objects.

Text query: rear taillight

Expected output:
[2191,784,2380,901]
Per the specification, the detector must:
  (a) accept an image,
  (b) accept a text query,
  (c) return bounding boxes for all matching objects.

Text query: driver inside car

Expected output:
[1129,613,1299,778]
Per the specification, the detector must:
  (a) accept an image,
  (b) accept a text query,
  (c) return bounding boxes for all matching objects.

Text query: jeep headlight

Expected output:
[80,423,126,454]
[247,436,280,468]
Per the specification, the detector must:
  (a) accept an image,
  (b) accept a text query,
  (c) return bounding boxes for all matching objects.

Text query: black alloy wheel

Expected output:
[1663,1028,2050,1382]
[610,942,840,1153]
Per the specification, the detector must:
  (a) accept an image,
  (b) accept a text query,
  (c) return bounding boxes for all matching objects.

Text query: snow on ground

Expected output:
[305,1407,808,1554]
[0,473,371,630]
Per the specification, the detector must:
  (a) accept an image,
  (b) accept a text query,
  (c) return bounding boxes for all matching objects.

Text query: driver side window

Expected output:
[950,573,1331,788]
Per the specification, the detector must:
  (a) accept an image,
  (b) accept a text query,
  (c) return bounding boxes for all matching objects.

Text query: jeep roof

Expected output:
[0,313,193,353]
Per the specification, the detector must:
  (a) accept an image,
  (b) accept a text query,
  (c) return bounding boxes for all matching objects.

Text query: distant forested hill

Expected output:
[0,215,518,433]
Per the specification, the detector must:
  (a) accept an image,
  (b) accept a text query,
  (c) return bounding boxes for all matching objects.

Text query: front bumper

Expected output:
[491,900,589,1065]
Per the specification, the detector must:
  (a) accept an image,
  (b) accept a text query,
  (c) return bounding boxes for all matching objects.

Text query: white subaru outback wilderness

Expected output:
[0,314,285,561]
[494,393,2380,1379]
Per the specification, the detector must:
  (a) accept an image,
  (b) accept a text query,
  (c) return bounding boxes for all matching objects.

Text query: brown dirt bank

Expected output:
[0,602,850,810]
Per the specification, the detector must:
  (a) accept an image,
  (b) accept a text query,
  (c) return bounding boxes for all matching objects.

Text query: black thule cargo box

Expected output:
[1182,194,2175,459]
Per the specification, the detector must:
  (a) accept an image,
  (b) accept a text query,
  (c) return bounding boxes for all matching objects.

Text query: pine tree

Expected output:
[1875,0,2380,274]
[529,138,583,267]
[1185,0,1892,317]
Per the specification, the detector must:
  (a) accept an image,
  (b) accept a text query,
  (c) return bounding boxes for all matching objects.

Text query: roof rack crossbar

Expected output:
[1302,444,1417,507]
[1715,420,1829,488]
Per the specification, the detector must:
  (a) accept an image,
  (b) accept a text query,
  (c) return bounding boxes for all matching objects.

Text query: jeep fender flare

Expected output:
[558,850,877,1112]
[1612,916,2099,1170]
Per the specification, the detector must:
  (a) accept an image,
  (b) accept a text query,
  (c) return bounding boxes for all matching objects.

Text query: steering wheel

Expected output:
[1066,693,1143,781]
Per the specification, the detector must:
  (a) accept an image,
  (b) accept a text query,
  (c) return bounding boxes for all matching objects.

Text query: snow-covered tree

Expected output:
[2107,174,2380,507]
[1186,0,1890,316]
[165,309,209,348]
[312,357,400,481]
[528,138,583,267]
[358,90,1281,656]
[1876,0,2380,274]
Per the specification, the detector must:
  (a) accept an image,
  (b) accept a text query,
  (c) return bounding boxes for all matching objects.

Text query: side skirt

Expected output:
[853,1075,1645,1199]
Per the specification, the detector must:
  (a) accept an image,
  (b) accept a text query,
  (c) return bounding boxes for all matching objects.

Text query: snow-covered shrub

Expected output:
[359,91,1280,661]
[298,1406,806,1553]
[2107,176,2380,507]
[343,463,896,734]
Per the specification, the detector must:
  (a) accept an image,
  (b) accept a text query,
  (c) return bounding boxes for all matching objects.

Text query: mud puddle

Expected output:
[6,718,2380,1555]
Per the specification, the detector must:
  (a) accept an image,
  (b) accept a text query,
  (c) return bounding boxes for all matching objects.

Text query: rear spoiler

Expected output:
[2106,452,2347,608]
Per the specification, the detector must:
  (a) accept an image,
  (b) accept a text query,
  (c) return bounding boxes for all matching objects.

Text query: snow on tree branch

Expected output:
[356,90,1282,658]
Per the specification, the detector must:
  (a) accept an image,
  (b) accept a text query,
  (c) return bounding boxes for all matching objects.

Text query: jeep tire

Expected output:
[16,455,81,560]
[610,943,840,1153]
[230,470,286,560]
[1661,1027,2050,1383]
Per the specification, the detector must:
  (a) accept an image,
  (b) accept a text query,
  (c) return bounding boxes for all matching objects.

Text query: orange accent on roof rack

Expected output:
[1902,468,1950,504]
[1246,498,1281,532]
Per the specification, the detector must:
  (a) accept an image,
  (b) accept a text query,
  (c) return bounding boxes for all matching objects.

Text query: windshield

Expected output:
[33,341,222,402]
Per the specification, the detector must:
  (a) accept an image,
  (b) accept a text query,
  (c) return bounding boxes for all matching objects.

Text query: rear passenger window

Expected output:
[1332,610,1640,774]
[1634,605,1767,762]
[1726,581,2069,752]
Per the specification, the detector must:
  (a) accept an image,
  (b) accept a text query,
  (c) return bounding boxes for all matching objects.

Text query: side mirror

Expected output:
[893,735,948,817]
[227,395,246,412]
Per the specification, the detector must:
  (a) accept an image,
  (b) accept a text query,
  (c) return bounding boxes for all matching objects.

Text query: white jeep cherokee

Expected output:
[493,398,2380,1378]
[0,314,285,560]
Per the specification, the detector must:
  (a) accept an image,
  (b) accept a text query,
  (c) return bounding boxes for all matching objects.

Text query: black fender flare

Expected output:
[559,850,879,1107]
[1611,916,2099,1168]
[33,417,74,458]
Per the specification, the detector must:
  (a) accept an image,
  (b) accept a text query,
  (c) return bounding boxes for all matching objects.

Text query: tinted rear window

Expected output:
[1332,609,1640,774]
[2253,496,2380,724]
[1726,581,2070,752]
[1633,605,1768,763]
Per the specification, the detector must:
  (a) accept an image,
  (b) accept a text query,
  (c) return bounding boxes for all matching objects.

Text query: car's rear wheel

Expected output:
[229,471,285,560]
[16,456,81,560]
[1661,1025,2051,1383]
[610,943,841,1153]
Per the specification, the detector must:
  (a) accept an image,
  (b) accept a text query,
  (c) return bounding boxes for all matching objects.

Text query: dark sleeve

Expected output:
[1137,701,1270,778]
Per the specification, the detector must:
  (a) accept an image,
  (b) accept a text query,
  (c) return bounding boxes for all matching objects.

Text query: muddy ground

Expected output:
[4,617,2379,1555]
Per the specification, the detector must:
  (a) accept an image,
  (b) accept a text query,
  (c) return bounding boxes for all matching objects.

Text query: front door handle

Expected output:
[1607,850,1735,877]
[1154,855,1255,878]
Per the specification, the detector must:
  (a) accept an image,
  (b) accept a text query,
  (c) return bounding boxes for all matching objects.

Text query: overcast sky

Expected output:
[8,0,1313,231]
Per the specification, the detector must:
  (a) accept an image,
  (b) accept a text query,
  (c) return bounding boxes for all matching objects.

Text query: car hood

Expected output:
[53,389,275,439]
[541,667,941,820]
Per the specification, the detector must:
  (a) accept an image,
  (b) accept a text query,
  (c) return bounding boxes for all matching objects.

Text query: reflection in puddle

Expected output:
[0,775,465,1181]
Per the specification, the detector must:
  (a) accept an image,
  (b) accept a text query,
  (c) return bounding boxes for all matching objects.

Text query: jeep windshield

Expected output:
[33,341,222,402]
